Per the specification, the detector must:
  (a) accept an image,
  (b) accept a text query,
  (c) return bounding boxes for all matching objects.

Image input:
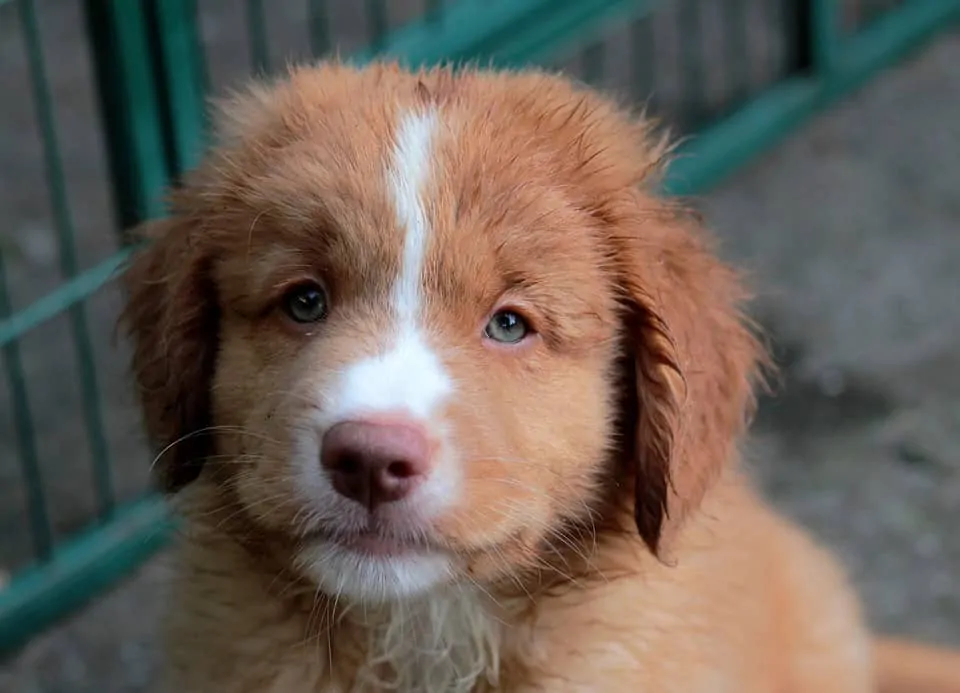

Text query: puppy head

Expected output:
[121,62,761,602]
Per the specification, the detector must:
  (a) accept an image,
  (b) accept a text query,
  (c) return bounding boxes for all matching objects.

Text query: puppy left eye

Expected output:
[282,282,328,324]
[484,310,530,344]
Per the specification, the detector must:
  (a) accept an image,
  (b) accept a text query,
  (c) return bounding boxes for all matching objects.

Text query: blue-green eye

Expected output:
[282,283,328,324]
[484,310,530,344]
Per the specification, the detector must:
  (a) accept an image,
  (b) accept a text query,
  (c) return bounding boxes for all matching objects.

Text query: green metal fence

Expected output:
[0,0,957,655]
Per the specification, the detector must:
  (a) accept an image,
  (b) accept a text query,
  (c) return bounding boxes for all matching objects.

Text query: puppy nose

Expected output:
[320,420,430,510]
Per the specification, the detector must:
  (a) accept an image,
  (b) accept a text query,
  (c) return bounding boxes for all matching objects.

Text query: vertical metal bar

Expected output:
[308,0,331,57]
[83,0,172,229]
[20,0,115,518]
[783,0,803,72]
[722,0,749,107]
[677,0,705,128]
[848,0,862,30]
[581,41,606,86]
[424,0,444,23]
[366,0,388,51]
[798,0,842,72]
[146,0,208,177]
[246,0,270,74]
[0,255,52,560]
[765,0,787,84]
[630,15,657,109]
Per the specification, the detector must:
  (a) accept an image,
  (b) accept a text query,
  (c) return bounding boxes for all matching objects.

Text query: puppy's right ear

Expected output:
[119,215,219,492]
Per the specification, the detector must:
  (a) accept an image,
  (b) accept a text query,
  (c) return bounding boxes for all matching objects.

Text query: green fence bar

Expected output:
[309,0,332,58]
[147,0,208,177]
[722,0,749,107]
[665,0,960,195]
[246,0,271,74]
[630,15,656,109]
[19,0,115,519]
[366,0,389,51]
[470,0,658,67]
[83,0,172,230]
[0,255,52,561]
[0,496,172,653]
[424,0,444,24]
[581,41,606,85]
[809,0,842,69]
[0,251,132,348]
[366,0,653,68]
[678,0,705,128]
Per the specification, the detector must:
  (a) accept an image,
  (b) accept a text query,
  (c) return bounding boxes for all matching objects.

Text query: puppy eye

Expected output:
[484,310,530,344]
[281,283,328,324]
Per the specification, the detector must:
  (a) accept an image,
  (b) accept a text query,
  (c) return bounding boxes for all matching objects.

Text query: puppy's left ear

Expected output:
[119,212,220,493]
[611,196,764,555]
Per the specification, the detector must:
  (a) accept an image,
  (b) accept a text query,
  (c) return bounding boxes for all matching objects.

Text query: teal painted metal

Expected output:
[0,497,172,654]
[1,0,958,657]
[665,0,960,195]
[309,0,332,57]
[0,253,52,561]
[630,15,656,105]
[424,0,445,24]
[581,41,606,85]
[810,0,842,69]
[722,0,749,104]
[19,0,116,521]
[246,0,271,74]
[0,250,132,347]
[148,0,209,177]
[380,0,660,68]
[83,0,172,229]
[678,0,706,127]
[366,0,389,51]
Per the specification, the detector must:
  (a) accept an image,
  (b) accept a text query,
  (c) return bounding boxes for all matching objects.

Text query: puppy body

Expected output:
[121,63,960,692]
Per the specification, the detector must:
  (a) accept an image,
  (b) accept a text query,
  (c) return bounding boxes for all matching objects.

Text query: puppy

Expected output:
[121,62,960,692]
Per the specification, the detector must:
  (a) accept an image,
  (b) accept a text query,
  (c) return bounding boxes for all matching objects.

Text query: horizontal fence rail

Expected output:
[0,0,958,654]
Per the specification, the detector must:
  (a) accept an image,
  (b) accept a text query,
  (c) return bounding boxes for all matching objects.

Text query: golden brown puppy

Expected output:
[120,62,960,693]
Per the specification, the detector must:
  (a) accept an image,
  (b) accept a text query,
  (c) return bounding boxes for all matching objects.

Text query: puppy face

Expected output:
[122,64,760,603]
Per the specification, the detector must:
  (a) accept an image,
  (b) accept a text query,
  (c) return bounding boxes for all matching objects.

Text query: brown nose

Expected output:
[320,420,430,510]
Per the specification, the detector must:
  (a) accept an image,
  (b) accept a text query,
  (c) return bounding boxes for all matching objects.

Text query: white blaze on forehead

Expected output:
[391,108,439,323]
[329,107,453,422]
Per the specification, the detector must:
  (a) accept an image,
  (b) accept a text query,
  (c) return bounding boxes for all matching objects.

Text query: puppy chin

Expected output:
[296,540,452,603]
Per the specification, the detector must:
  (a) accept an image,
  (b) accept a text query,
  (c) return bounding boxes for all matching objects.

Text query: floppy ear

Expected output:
[119,215,220,492]
[612,198,763,555]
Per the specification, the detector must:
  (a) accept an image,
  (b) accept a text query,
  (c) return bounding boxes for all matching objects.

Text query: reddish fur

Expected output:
[120,62,960,693]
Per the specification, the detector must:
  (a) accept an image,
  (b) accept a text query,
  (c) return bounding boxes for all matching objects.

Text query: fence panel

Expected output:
[0,0,957,654]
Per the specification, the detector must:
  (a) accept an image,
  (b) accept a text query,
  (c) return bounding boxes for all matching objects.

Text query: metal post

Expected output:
[145,0,209,178]
[794,0,842,73]
[83,0,172,230]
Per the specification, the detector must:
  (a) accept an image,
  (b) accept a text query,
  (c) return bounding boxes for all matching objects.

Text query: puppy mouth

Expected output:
[339,531,430,557]
[306,526,441,558]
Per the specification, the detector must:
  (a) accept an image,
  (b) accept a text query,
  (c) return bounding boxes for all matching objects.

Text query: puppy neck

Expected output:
[338,586,506,693]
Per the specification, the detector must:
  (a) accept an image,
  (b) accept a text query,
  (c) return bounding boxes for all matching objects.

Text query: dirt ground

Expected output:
[1,3,959,692]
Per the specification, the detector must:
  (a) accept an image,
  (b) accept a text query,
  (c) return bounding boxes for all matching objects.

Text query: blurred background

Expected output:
[0,0,958,690]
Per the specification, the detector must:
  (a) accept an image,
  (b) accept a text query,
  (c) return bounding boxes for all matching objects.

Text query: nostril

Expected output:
[337,454,362,476]
[386,459,417,479]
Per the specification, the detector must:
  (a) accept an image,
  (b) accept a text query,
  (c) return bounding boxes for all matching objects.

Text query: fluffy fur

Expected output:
[120,62,960,693]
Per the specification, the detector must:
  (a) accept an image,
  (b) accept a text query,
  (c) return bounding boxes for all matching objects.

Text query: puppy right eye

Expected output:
[484,309,531,344]
[281,282,328,324]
